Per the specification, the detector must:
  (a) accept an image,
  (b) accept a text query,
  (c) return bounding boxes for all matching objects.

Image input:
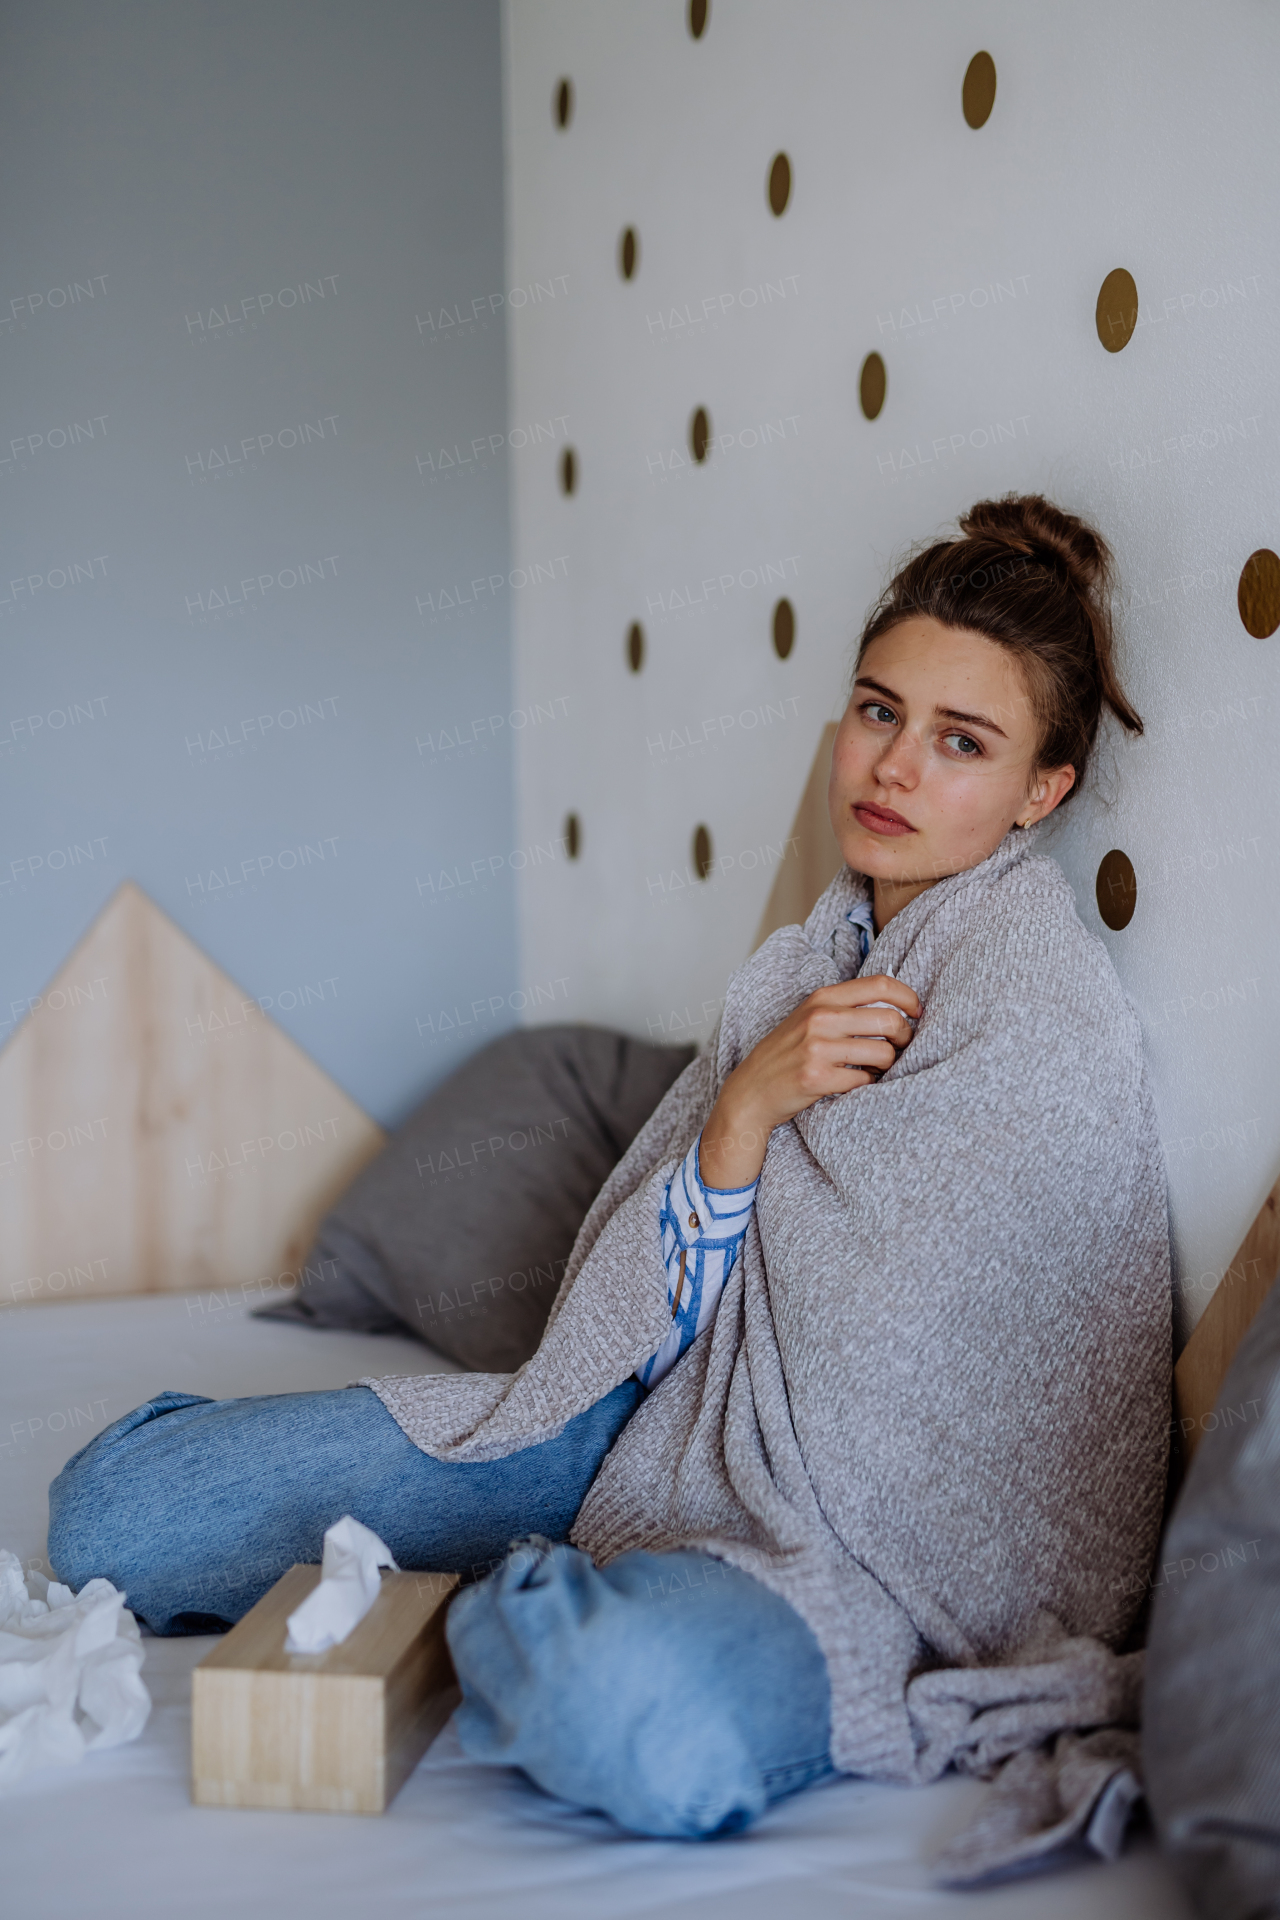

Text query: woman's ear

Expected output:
[1018,765,1076,828]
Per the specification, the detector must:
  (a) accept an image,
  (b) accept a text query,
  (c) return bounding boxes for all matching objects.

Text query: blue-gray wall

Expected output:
[1,0,515,1125]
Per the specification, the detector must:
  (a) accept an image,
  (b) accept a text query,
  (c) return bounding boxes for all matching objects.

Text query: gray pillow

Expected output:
[1143,1269,1280,1918]
[254,1024,694,1371]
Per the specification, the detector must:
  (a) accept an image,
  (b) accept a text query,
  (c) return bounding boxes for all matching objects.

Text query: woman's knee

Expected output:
[446,1541,829,1837]
[48,1449,128,1592]
[47,1391,214,1591]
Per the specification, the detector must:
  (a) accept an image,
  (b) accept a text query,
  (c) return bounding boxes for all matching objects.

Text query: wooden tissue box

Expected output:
[192,1564,459,1814]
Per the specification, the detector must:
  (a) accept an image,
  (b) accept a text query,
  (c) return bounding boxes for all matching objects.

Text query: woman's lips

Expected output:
[852,803,915,837]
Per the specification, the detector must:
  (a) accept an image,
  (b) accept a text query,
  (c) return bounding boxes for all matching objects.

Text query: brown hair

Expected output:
[854,492,1142,806]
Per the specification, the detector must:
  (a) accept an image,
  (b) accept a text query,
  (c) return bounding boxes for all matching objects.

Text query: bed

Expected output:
[0,1295,1190,1918]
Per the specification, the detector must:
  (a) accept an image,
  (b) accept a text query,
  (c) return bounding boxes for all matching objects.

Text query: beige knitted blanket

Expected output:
[364,828,1172,1881]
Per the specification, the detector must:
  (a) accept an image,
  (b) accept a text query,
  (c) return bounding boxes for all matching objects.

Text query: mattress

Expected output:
[0,1294,1191,1919]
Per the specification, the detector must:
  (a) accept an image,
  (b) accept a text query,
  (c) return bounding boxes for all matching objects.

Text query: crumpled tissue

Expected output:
[0,1548,151,1787]
[284,1516,399,1654]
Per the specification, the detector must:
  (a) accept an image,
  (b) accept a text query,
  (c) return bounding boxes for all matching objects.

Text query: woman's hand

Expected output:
[698,976,921,1190]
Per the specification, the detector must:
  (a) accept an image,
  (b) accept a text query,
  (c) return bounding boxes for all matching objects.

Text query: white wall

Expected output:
[501,0,1280,1344]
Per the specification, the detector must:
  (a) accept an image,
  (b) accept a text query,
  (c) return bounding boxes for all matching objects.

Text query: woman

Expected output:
[49,493,1171,1868]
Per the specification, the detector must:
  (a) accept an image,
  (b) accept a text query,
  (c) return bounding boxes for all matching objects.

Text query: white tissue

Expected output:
[284,1516,399,1654]
[0,1548,151,1787]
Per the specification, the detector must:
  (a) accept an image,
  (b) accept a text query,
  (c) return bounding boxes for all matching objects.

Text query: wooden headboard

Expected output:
[0,882,384,1307]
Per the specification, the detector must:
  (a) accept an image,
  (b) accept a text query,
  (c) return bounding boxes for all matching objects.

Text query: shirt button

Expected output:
[688,1211,700,1231]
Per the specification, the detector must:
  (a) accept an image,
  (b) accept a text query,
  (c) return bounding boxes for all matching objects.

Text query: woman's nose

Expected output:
[874,734,918,786]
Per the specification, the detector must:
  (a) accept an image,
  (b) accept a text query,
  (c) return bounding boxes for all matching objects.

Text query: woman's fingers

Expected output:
[793,1063,876,1102]
[803,1004,914,1049]
[856,974,921,1018]
[820,1035,897,1071]
[809,976,921,1019]
[790,1036,896,1100]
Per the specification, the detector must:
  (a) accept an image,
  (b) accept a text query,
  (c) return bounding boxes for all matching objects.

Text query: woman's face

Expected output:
[827,616,1076,913]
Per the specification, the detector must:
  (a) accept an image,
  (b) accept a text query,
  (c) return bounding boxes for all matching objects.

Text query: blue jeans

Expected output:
[48,1381,834,1835]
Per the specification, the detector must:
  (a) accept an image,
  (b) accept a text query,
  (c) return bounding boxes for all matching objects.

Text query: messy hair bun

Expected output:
[855,492,1142,805]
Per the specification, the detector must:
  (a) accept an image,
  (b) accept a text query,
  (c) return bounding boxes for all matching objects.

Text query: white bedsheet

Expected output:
[0,1295,1191,1918]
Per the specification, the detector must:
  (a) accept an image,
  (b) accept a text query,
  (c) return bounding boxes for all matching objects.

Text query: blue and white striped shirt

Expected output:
[637,1135,760,1390]
[639,898,877,1390]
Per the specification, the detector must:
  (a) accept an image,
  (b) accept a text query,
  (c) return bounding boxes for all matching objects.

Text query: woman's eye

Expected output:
[862,702,897,725]
[943,732,981,757]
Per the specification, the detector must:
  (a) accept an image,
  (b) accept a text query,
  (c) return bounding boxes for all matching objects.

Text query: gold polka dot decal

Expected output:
[554,78,573,131]
[626,621,644,672]
[619,227,638,281]
[772,598,795,659]
[1238,549,1280,638]
[1096,269,1138,353]
[962,52,997,128]
[1096,849,1136,931]
[565,813,581,859]
[860,351,886,421]
[768,152,791,216]
[689,0,709,39]
[693,824,713,880]
[690,407,711,463]
[559,446,577,496]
